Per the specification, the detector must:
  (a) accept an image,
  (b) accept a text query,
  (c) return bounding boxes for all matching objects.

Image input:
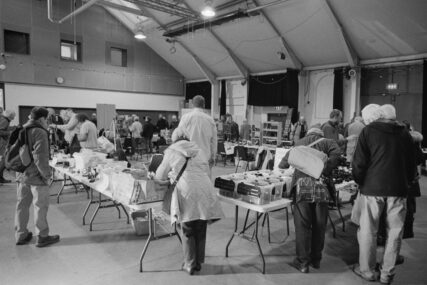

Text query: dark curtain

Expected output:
[333,68,344,111]
[220,80,226,116]
[248,69,299,122]
[185,81,211,109]
[422,61,427,147]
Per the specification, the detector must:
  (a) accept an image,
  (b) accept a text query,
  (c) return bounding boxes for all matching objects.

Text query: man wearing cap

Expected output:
[15,107,60,247]
[279,124,341,273]
[0,109,16,183]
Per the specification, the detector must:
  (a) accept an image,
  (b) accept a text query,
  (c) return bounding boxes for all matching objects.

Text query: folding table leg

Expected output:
[254,212,266,274]
[112,201,121,219]
[56,181,66,204]
[140,208,154,272]
[285,207,290,236]
[226,206,238,257]
[120,204,130,224]
[240,209,250,234]
[82,189,94,225]
[89,193,102,231]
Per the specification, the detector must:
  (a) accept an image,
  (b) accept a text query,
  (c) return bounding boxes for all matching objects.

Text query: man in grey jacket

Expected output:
[15,107,60,247]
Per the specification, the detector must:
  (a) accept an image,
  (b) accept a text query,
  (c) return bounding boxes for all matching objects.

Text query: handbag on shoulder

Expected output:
[288,138,327,179]
[162,157,190,215]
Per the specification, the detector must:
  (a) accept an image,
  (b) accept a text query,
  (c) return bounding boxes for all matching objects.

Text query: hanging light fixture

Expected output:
[201,0,215,18]
[134,21,146,40]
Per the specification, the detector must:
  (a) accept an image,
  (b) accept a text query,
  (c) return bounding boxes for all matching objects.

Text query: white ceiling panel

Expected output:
[143,29,206,80]
[262,0,347,66]
[177,30,240,77]
[97,0,427,79]
[212,16,291,72]
[329,0,427,60]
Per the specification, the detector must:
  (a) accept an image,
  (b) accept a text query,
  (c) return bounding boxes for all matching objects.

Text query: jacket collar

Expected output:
[24,119,48,130]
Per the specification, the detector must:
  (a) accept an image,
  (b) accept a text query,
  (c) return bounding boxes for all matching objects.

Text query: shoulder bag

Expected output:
[162,157,190,215]
[288,138,327,179]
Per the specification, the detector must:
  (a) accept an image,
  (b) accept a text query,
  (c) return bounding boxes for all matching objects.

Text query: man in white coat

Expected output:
[178,95,217,176]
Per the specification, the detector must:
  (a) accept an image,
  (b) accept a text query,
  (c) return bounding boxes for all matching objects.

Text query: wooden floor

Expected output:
[0,165,426,285]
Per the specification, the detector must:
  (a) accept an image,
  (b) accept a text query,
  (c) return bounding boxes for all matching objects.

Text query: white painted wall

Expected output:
[5,83,183,125]
[298,69,335,126]
[226,80,247,126]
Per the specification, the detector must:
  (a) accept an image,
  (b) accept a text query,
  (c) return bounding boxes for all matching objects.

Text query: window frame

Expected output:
[3,29,31,55]
[60,39,82,62]
[109,46,127,67]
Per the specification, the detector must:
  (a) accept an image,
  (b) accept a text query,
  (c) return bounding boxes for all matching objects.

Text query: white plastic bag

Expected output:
[97,136,115,153]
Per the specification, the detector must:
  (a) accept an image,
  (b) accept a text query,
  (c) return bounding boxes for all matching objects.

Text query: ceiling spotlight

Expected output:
[277,51,286,60]
[201,0,215,18]
[134,29,146,40]
[134,21,146,40]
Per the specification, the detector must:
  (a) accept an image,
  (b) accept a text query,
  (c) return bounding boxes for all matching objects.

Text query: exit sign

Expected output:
[386,83,398,90]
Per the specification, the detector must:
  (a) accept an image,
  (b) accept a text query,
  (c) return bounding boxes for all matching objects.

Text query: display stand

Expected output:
[261,121,283,147]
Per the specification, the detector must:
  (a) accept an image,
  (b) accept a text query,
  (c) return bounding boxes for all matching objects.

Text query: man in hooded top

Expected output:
[352,104,415,284]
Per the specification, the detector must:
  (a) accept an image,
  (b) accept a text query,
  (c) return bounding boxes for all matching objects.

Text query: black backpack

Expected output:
[4,125,44,173]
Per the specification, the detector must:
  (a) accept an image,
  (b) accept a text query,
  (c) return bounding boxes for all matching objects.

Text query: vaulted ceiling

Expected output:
[92,0,427,81]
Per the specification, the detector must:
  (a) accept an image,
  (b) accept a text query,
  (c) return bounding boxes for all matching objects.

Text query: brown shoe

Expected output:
[36,235,60,247]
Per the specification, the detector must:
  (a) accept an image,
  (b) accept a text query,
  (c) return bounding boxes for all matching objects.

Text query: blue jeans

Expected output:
[294,201,329,266]
[357,195,406,281]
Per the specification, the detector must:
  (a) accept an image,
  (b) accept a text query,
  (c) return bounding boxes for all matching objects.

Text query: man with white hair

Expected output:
[352,104,415,284]
[0,109,16,183]
[178,95,217,175]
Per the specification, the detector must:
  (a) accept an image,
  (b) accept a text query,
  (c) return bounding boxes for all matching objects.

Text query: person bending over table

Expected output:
[279,125,340,273]
[155,127,224,275]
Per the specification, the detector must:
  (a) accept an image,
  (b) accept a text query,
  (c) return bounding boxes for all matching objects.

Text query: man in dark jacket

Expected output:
[142,116,155,153]
[321,109,346,149]
[352,104,415,284]
[156,114,169,131]
[279,125,341,273]
[15,107,60,247]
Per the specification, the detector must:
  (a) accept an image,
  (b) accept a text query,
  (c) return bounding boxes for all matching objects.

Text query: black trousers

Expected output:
[180,220,208,268]
[294,202,329,266]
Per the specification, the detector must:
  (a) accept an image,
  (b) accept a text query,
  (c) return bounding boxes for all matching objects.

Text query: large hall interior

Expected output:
[1,0,427,284]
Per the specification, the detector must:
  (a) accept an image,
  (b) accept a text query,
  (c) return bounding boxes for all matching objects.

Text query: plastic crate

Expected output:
[130,211,150,236]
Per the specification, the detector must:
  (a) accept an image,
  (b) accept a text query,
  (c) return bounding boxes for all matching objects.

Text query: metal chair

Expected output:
[215,142,227,166]
[234,146,254,173]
